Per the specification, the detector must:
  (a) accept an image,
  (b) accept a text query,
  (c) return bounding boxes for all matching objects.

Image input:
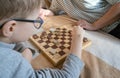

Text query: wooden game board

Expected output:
[30,27,91,66]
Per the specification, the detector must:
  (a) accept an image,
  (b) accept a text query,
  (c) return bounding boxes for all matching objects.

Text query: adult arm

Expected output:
[77,2,120,30]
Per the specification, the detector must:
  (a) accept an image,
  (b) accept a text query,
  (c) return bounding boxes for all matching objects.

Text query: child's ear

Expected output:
[2,20,17,37]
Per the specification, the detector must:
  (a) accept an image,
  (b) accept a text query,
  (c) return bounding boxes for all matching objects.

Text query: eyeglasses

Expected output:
[0,17,44,29]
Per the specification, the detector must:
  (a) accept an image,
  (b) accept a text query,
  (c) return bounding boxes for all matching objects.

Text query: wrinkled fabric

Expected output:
[0,42,84,78]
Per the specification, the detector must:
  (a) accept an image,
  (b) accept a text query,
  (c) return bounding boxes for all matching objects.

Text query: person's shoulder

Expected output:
[0,48,34,78]
[0,47,22,59]
[0,46,32,67]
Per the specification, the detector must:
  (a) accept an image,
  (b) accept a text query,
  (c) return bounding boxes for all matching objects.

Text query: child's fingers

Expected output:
[73,26,84,36]
[22,48,33,62]
[70,26,85,59]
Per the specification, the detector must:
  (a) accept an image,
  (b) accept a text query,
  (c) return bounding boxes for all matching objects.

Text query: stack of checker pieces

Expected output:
[30,27,91,66]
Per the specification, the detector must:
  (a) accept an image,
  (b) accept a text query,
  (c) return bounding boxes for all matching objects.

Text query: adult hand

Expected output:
[77,19,97,30]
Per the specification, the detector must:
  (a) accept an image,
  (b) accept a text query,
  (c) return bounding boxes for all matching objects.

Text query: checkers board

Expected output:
[30,27,91,66]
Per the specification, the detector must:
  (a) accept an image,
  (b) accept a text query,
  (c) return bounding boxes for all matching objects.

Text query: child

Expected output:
[0,0,84,78]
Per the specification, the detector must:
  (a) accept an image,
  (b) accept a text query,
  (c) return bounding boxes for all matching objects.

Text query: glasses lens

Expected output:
[34,17,43,29]
[34,22,40,28]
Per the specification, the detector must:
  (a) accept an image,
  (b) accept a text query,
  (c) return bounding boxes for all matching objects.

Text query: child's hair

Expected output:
[0,0,41,23]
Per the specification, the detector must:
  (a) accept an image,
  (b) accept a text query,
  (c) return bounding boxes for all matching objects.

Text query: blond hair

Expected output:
[0,0,41,23]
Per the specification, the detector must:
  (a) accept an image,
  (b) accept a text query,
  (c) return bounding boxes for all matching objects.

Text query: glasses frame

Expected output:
[0,17,44,29]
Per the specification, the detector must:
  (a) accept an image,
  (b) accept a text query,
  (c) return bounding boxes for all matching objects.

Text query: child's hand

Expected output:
[39,8,54,19]
[70,26,84,59]
[22,48,33,63]
[77,19,97,30]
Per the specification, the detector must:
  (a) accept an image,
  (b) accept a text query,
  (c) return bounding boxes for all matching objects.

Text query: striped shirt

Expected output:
[47,0,120,32]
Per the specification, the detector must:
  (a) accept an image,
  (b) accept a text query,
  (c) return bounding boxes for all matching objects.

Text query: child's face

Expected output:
[9,9,41,43]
